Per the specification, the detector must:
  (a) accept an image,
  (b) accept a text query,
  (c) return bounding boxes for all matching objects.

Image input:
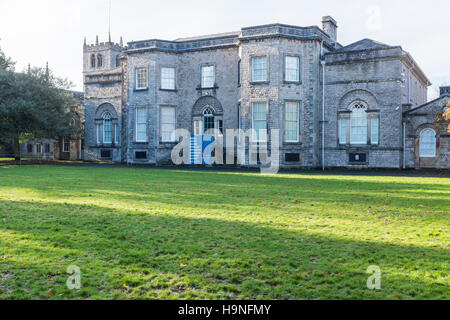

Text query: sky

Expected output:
[0,0,449,99]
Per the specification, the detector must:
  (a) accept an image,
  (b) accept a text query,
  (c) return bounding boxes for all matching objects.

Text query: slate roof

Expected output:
[404,93,450,114]
[174,31,240,42]
[334,38,395,53]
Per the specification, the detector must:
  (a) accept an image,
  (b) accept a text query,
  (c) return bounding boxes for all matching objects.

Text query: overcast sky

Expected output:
[0,0,449,98]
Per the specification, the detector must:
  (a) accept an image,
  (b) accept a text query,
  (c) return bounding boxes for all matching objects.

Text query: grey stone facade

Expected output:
[82,16,448,169]
[403,94,450,169]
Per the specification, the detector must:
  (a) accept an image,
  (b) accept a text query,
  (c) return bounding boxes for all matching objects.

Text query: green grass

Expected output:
[0,165,448,300]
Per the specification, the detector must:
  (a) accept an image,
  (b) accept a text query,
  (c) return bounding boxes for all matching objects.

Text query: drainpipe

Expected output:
[320,42,326,171]
[408,67,412,104]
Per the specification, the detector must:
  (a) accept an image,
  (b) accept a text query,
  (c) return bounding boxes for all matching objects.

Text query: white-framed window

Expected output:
[103,113,113,144]
[339,118,348,144]
[203,107,215,134]
[350,103,368,144]
[96,124,101,144]
[136,67,148,89]
[194,120,202,136]
[285,56,300,82]
[201,65,215,88]
[217,120,223,135]
[36,143,42,154]
[114,124,119,144]
[252,102,267,142]
[136,106,147,142]
[285,101,299,142]
[371,118,379,145]
[161,67,175,90]
[419,129,436,158]
[161,106,176,142]
[252,57,267,82]
[62,138,70,153]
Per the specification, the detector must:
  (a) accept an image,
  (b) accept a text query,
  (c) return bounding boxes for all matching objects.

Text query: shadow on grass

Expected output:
[0,198,448,300]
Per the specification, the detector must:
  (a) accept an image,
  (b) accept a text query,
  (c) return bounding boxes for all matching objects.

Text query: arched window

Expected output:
[350,102,368,144]
[97,54,103,68]
[116,54,121,67]
[203,107,215,134]
[103,113,112,144]
[90,54,96,68]
[419,129,436,158]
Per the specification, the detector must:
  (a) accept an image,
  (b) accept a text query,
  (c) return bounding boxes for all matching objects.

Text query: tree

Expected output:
[0,65,81,160]
[0,44,15,71]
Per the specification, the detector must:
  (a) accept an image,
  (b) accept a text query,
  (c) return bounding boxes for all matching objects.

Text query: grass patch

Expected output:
[0,165,448,300]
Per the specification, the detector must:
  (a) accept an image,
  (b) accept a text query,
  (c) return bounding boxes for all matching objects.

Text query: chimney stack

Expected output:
[322,16,338,42]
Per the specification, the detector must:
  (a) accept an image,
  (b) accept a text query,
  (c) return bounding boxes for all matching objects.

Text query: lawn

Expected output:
[0,165,448,300]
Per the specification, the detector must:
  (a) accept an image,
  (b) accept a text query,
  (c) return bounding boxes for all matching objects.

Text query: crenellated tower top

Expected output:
[83,35,124,73]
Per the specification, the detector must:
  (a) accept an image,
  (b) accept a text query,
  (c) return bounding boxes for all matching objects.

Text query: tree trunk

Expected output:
[13,134,20,161]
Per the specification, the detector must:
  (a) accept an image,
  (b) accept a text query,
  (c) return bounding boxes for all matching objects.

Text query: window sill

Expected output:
[196,85,219,90]
[159,88,177,92]
[250,81,269,85]
[283,81,302,85]
[339,144,380,149]
[134,88,149,92]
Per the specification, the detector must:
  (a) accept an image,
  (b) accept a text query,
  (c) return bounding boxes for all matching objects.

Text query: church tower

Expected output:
[82,35,126,163]
[83,35,123,74]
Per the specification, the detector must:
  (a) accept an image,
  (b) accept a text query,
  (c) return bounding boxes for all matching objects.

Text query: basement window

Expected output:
[135,151,147,160]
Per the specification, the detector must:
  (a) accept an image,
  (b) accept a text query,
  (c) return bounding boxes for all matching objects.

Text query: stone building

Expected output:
[20,91,85,161]
[82,16,449,169]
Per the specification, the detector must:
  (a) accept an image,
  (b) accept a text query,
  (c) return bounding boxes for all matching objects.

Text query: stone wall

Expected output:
[323,47,405,168]
[404,95,450,169]
[83,42,124,162]
[239,37,321,167]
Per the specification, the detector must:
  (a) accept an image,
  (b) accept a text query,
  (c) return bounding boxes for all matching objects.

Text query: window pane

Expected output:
[252,102,267,141]
[252,57,267,82]
[97,124,101,144]
[161,67,175,90]
[285,102,299,142]
[201,66,215,88]
[114,124,119,144]
[136,68,148,89]
[420,129,436,157]
[217,120,223,135]
[371,118,379,145]
[339,119,348,144]
[350,107,367,144]
[285,56,300,82]
[161,107,176,142]
[136,107,147,142]
[104,114,112,144]
[203,116,215,133]
[194,120,202,136]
